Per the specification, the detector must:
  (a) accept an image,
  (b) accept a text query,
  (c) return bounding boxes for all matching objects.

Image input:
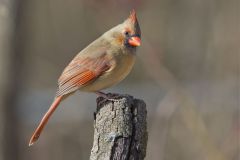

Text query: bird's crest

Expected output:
[128,9,137,23]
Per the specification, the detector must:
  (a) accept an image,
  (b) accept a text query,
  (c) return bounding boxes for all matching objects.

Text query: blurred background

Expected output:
[0,0,239,160]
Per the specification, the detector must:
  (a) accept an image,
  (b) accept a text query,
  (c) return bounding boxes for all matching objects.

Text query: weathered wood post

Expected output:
[90,94,147,160]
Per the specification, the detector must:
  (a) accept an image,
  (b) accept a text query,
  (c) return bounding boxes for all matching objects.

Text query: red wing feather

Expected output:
[56,54,111,96]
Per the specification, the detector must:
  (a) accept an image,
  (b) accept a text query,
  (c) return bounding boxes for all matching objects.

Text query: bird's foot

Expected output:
[95,91,120,102]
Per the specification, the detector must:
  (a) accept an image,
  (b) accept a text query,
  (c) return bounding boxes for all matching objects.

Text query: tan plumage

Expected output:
[29,10,141,146]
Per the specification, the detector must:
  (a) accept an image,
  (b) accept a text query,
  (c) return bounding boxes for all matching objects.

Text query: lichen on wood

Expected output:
[90,94,147,160]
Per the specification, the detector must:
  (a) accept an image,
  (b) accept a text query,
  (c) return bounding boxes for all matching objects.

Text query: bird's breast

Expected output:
[80,51,136,92]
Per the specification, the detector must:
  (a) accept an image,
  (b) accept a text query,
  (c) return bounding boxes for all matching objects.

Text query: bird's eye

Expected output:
[124,31,130,36]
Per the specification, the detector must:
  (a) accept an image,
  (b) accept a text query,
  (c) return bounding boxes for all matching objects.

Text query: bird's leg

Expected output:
[95,91,119,101]
[95,91,108,99]
[95,91,118,107]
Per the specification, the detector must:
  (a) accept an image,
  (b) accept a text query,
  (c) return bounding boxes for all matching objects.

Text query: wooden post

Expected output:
[90,94,147,160]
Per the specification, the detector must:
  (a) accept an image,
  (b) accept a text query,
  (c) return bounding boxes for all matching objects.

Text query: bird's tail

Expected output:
[29,96,63,146]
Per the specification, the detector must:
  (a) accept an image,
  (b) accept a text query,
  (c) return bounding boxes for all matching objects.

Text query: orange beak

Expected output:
[128,36,141,47]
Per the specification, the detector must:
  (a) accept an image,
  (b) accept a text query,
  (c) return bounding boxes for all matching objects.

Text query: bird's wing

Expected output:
[56,52,111,96]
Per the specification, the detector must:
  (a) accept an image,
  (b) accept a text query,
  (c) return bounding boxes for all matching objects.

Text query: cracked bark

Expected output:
[90,94,147,160]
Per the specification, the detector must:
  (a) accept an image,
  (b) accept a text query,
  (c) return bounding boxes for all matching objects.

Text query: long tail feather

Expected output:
[29,96,63,146]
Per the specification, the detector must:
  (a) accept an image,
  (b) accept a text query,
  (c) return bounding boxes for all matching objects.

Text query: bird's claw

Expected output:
[95,91,121,106]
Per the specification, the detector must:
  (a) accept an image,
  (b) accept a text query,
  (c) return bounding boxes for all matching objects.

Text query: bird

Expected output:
[29,10,141,146]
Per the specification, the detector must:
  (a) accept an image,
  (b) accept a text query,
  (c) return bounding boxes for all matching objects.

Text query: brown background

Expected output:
[0,0,239,160]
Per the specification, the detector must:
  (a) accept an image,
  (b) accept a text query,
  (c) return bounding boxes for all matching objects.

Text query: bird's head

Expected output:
[104,10,141,49]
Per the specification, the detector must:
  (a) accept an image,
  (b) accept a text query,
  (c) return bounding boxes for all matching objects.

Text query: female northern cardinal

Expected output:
[29,10,141,146]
